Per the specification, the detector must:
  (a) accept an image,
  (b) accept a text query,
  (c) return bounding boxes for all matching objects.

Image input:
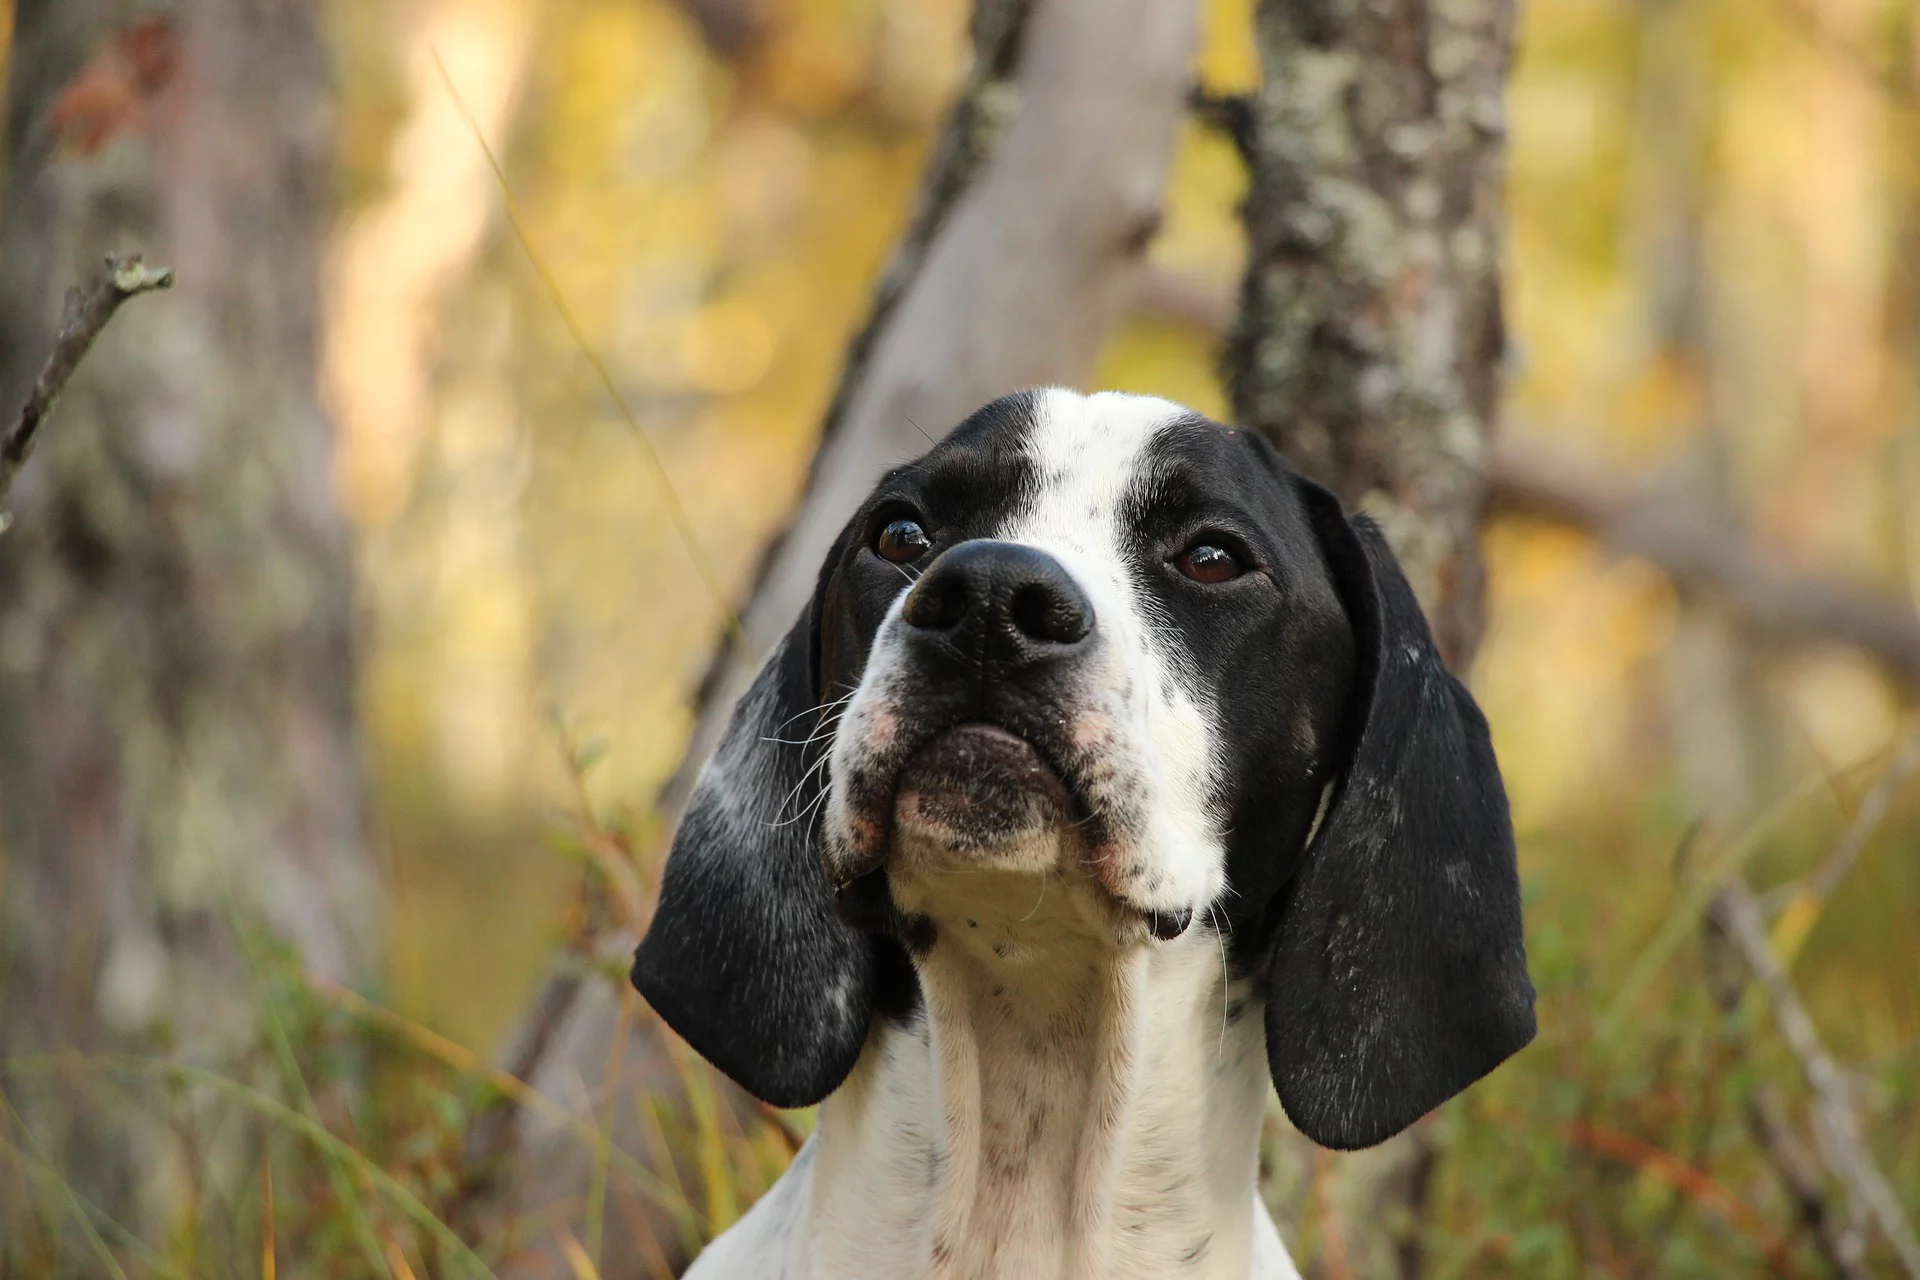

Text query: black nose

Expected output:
[902,541,1094,659]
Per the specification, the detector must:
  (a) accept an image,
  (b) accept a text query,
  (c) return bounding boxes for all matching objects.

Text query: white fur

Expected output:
[692,391,1299,1279]
[688,910,1299,1280]
[994,390,1227,918]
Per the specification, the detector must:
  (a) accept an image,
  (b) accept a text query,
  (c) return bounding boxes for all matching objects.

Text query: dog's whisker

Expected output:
[769,725,849,824]
[771,691,856,737]
[1016,871,1051,922]
[1207,901,1230,1062]
[772,768,834,828]
[775,780,837,831]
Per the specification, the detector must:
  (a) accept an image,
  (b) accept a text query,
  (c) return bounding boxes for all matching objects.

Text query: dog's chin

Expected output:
[889,722,1077,872]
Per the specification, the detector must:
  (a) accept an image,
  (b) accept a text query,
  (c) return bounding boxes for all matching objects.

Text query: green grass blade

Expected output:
[1596,761,1851,1045]
[45,1055,504,1280]
[0,1094,137,1280]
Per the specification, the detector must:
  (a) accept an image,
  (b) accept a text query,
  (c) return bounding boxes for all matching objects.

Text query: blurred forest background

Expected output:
[3,0,1920,1275]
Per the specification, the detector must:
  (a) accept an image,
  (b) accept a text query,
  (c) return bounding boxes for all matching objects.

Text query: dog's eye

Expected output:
[876,518,932,563]
[1176,543,1243,584]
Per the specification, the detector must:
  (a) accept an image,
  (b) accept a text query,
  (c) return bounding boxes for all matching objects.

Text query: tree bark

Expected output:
[1227,0,1513,671]
[0,0,377,1246]
[1226,0,1515,1274]
[482,0,1203,1272]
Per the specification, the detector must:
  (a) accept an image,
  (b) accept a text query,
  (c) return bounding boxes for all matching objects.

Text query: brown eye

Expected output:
[877,518,932,563]
[1176,542,1242,584]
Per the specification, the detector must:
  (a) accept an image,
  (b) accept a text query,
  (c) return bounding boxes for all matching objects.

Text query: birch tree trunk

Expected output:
[0,0,378,1244]
[482,0,1204,1272]
[1225,0,1515,1273]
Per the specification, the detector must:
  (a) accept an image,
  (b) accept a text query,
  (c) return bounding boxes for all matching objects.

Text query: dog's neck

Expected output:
[805,865,1273,1280]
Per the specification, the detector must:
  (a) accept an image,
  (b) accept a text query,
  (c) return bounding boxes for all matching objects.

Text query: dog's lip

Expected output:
[897,721,1077,813]
[853,721,1193,942]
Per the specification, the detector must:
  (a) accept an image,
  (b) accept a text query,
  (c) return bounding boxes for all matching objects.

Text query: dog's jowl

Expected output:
[633,389,1535,1280]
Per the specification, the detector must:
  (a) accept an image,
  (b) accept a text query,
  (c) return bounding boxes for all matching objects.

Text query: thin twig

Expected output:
[431,50,752,664]
[0,254,174,527]
[1708,876,1920,1278]
[1805,727,1920,903]
[1757,724,1920,918]
[1563,1114,1795,1268]
[1702,858,1875,1277]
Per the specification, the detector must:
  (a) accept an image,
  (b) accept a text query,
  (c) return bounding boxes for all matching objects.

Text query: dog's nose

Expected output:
[901,541,1093,662]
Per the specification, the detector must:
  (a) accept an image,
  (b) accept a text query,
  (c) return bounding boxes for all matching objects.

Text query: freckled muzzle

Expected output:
[824,539,1193,940]
[829,541,1104,868]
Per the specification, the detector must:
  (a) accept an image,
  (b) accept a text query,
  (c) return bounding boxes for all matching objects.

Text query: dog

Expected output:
[632,389,1535,1279]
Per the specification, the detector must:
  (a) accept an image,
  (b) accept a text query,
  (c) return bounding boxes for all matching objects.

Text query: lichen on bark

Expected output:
[1227,0,1514,668]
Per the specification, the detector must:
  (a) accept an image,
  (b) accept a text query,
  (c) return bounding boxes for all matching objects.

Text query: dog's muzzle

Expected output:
[891,541,1096,851]
[830,540,1108,877]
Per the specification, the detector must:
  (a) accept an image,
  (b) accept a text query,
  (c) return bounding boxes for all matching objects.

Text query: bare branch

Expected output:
[1488,443,1920,687]
[1706,877,1920,1277]
[1747,1084,1876,1280]
[0,254,174,528]
[1703,895,1875,1277]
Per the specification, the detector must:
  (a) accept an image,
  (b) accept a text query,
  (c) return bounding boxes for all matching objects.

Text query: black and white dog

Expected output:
[633,390,1534,1279]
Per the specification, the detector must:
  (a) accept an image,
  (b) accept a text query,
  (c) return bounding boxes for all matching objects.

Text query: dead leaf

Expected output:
[49,16,179,158]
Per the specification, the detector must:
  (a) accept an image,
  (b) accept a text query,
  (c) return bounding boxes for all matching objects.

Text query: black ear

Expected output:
[1266,480,1536,1150]
[631,542,876,1109]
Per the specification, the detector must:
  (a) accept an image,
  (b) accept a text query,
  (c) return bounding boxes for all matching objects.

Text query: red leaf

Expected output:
[49,16,178,158]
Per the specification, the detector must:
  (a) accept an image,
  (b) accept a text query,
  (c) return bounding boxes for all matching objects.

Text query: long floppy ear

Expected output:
[1267,480,1536,1150]
[631,544,876,1108]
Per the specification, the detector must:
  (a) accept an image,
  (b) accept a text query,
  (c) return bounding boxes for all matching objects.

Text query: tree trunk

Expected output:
[0,0,377,1248]
[1225,0,1515,1274]
[480,0,1203,1272]
[1227,0,1513,672]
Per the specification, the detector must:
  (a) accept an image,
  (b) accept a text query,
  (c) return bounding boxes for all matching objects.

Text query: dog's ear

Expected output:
[1266,479,1536,1150]
[631,534,876,1109]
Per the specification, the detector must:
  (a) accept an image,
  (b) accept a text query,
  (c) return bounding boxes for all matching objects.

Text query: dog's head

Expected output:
[633,389,1534,1150]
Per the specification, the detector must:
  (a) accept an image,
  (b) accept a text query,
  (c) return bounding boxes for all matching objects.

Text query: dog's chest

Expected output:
[690,1133,1299,1280]
[687,932,1299,1280]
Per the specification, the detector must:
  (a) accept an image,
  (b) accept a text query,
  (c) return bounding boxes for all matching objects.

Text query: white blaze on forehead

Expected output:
[999,389,1188,552]
[996,388,1227,909]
